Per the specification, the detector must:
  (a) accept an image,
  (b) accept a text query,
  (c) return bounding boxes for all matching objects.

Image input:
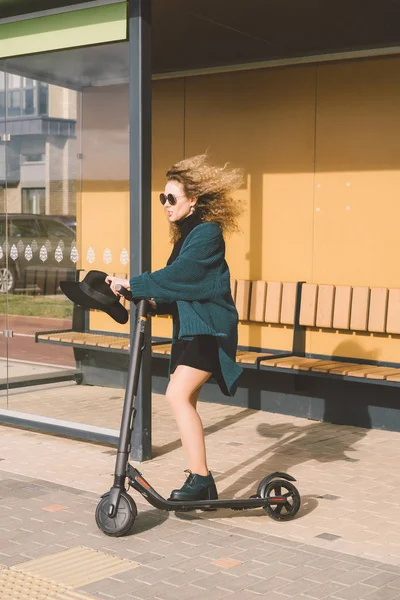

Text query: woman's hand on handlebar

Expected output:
[105,275,156,311]
[105,275,130,297]
[105,275,156,312]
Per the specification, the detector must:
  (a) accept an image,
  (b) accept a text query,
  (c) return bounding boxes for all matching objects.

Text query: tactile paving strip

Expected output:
[0,569,97,600]
[11,546,138,588]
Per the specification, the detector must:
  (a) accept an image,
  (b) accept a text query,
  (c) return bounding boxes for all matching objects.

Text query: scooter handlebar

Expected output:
[115,285,150,318]
[115,284,133,301]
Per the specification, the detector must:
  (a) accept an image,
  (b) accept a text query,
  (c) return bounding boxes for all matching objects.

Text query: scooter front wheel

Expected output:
[95,491,137,536]
[260,479,301,521]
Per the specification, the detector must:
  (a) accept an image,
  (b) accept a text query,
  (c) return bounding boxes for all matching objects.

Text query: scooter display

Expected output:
[96,286,301,536]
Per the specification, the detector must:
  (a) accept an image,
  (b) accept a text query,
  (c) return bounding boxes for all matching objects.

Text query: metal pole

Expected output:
[129,0,152,461]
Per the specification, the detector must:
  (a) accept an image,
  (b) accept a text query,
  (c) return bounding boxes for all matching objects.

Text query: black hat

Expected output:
[60,270,129,324]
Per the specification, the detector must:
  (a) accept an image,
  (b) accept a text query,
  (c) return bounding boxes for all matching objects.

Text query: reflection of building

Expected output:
[0,72,77,218]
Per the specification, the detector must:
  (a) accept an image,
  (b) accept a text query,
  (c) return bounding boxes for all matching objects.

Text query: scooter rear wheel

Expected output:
[95,491,137,536]
[260,479,300,521]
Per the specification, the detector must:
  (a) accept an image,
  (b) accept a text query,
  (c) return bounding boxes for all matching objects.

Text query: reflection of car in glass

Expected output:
[0,214,77,294]
[53,215,77,232]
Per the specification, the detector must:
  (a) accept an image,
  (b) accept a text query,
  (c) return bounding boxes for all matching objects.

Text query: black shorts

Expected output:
[170,335,220,376]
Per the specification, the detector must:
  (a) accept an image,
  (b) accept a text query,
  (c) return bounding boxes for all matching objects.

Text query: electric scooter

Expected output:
[95,286,301,537]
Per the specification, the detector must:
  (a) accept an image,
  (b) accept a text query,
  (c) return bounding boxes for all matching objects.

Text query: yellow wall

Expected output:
[313,58,400,287]
[79,85,130,334]
[310,57,400,361]
[183,67,316,351]
[150,79,186,339]
[78,55,400,362]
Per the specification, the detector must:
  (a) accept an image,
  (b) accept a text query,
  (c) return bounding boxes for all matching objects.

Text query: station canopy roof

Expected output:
[1,0,400,87]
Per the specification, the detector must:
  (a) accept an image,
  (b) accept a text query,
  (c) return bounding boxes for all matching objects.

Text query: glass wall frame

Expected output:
[0,2,131,445]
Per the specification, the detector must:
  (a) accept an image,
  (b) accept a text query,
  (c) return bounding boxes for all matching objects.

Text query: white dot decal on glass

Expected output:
[0,246,3,260]
[317,184,321,188]
[39,245,48,262]
[31,239,38,253]
[346,206,351,211]
[17,240,24,254]
[316,207,321,212]
[86,246,95,264]
[120,248,129,265]
[10,244,18,261]
[55,245,63,263]
[58,239,65,250]
[346,182,351,187]
[45,239,51,252]
[25,245,32,261]
[103,248,112,265]
[70,246,79,264]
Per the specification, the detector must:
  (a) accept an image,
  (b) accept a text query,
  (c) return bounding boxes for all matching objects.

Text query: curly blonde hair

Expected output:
[166,154,244,242]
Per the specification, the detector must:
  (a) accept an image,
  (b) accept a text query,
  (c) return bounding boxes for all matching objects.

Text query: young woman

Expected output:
[106,154,244,502]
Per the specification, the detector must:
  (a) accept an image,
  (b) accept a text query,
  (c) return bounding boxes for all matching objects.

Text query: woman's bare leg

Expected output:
[166,365,211,475]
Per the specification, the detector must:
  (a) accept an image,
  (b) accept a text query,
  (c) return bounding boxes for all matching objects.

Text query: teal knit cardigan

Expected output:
[129,222,243,396]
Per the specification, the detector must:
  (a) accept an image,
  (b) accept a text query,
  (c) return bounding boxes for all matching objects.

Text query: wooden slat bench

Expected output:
[36,271,132,354]
[35,273,304,368]
[38,276,400,388]
[39,331,131,351]
[259,283,400,387]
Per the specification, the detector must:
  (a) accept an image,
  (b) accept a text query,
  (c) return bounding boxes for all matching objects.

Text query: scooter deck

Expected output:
[128,469,287,512]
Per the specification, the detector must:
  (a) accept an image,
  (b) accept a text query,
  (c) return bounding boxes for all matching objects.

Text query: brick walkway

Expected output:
[1,386,400,599]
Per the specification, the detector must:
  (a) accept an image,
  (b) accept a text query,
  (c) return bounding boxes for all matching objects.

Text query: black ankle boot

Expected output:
[169,470,218,502]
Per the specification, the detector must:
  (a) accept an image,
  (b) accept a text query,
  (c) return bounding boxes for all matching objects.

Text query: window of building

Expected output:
[22,153,45,163]
[0,74,49,118]
[8,89,21,116]
[21,188,46,215]
[38,82,48,116]
[8,74,21,90]
[23,87,35,115]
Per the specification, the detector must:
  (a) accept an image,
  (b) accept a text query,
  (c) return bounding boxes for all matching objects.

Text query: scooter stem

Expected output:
[108,297,149,517]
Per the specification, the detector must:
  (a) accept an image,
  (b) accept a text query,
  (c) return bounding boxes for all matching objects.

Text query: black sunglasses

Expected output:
[159,193,186,206]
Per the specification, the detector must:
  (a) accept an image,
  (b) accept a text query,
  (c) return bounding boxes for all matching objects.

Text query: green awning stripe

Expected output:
[0,2,127,58]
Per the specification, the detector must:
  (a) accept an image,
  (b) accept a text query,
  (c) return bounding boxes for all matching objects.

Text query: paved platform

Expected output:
[1,386,400,599]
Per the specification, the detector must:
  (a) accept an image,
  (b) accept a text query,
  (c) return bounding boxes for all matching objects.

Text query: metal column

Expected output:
[129,0,152,461]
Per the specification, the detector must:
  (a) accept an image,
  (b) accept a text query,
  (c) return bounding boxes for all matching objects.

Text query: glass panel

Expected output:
[1,59,79,405]
[1,42,129,429]
[0,58,7,409]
